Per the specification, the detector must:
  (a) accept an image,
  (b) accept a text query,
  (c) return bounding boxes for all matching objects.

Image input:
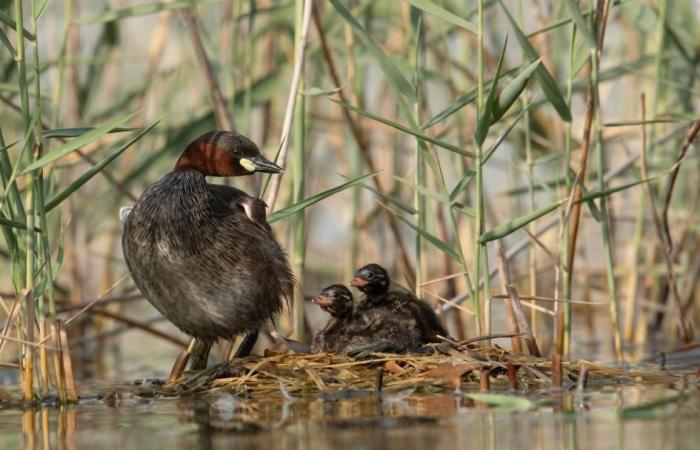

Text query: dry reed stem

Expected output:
[490,294,602,305]
[64,274,129,325]
[182,8,234,131]
[662,120,700,258]
[56,292,142,313]
[264,0,313,211]
[312,3,416,289]
[49,322,65,403]
[494,238,540,356]
[0,334,58,350]
[507,362,519,391]
[57,320,77,402]
[162,346,684,398]
[83,308,188,348]
[0,289,28,357]
[38,318,49,395]
[167,350,191,384]
[479,366,490,391]
[566,0,613,303]
[639,94,693,341]
[21,288,35,403]
[565,77,594,286]
[551,352,562,388]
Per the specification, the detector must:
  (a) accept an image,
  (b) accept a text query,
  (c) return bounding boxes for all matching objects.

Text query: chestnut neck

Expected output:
[174,142,245,176]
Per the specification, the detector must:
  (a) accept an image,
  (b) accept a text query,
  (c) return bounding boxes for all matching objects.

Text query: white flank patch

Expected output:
[156,240,170,258]
[119,205,133,223]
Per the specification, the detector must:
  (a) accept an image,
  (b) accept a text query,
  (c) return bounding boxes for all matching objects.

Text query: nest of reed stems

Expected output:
[158,346,679,398]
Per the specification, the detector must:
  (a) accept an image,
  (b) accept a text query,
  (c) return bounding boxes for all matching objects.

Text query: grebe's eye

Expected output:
[366,272,374,279]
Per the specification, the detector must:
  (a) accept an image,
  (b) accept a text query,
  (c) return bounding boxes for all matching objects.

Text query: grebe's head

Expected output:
[312,284,353,318]
[174,131,282,176]
[350,263,390,295]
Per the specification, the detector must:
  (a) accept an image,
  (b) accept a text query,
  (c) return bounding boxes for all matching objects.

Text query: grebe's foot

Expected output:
[177,362,249,391]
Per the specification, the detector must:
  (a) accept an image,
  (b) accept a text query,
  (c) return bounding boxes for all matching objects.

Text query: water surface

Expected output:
[1,380,698,450]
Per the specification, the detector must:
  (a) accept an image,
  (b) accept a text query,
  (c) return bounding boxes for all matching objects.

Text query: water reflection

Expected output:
[1,383,698,450]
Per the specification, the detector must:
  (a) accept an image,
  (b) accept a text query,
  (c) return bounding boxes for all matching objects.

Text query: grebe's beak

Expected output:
[312,294,333,307]
[350,277,367,288]
[246,154,283,174]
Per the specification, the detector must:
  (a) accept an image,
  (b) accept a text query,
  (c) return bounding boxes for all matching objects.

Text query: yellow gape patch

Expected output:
[239,158,256,172]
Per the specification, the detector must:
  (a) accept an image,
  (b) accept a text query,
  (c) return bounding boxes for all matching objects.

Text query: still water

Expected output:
[2,309,699,450]
[0,381,698,450]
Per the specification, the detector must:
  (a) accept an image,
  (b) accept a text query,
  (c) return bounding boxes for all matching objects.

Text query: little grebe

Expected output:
[122,131,293,368]
[351,263,449,343]
[310,285,362,354]
[311,284,422,355]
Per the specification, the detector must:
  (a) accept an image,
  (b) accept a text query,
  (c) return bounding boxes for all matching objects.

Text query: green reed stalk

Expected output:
[346,18,361,276]
[29,0,52,395]
[14,0,36,403]
[562,25,576,357]
[291,0,306,342]
[472,0,485,335]
[625,0,668,345]
[412,17,425,298]
[592,51,623,362]
[52,0,73,128]
[518,0,537,337]
[242,0,256,135]
[228,0,242,115]
[588,0,622,362]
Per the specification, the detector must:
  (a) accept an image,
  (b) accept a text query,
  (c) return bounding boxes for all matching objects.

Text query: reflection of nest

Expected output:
[161,348,677,397]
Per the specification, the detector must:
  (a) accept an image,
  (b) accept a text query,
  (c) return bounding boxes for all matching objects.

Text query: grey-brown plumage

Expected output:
[351,263,449,344]
[122,131,293,360]
[311,284,422,355]
[310,285,363,354]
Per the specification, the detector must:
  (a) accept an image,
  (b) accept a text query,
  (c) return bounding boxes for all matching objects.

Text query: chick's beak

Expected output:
[350,277,367,288]
[312,294,333,307]
[251,154,283,173]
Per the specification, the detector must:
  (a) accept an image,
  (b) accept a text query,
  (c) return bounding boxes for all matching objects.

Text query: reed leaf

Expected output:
[331,100,474,158]
[0,216,33,231]
[21,113,137,174]
[43,127,139,139]
[389,207,461,261]
[475,38,507,147]
[479,177,653,243]
[395,176,451,205]
[328,0,416,102]
[269,172,379,224]
[0,28,15,57]
[563,0,597,48]
[45,122,158,212]
[363,184,417,215]
[0,9,35,41]
[76,0,221,24]
[399,0,478,34]
[449,170,476,202]
[498,0,572,122]
[493,59,540,122]
[421,67,519,130]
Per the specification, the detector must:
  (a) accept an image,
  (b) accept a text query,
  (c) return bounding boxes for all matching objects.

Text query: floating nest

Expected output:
[160,345,679,397]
